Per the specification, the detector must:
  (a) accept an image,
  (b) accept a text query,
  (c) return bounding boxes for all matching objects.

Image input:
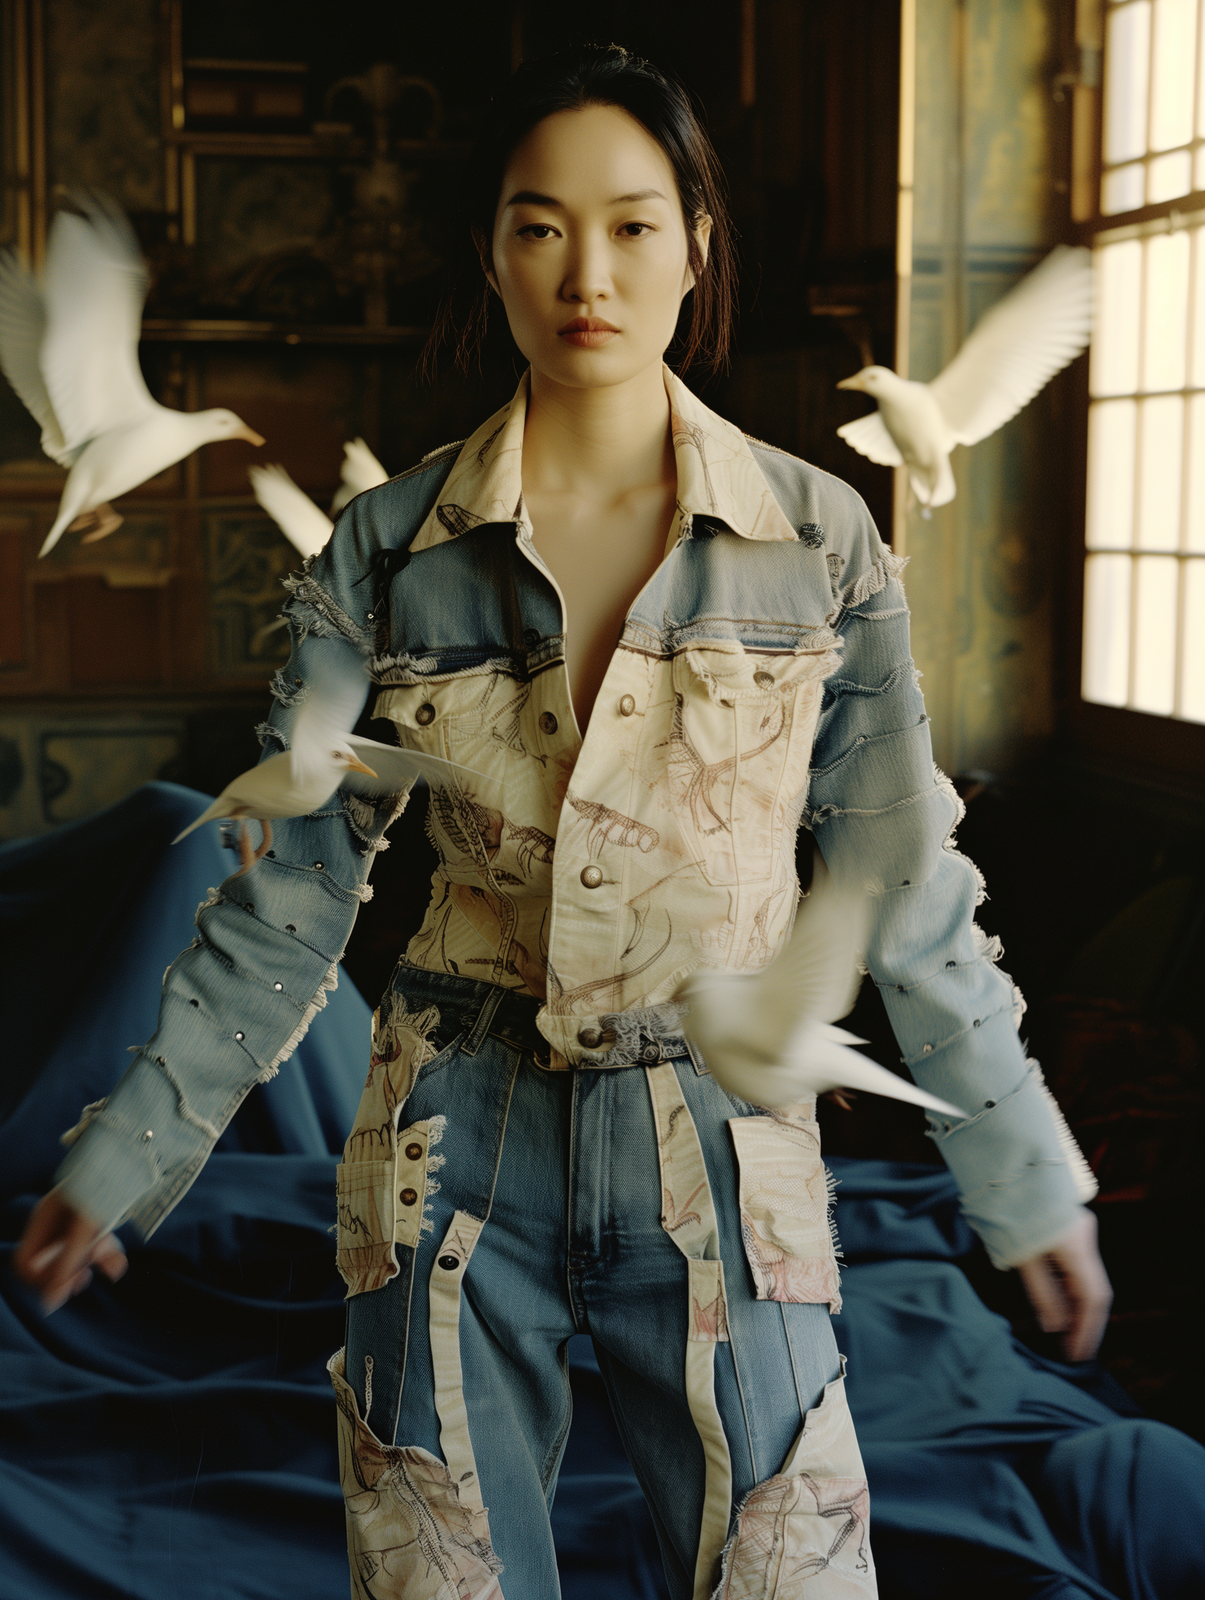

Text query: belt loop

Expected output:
[461,985,505,1057]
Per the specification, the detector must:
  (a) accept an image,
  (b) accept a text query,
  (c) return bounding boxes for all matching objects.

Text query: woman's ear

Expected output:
[473,225,501,298]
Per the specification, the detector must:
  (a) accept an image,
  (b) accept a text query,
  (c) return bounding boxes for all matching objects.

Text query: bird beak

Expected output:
[345,757,378,777]
[836,374,866,392]
[236,426,266,447]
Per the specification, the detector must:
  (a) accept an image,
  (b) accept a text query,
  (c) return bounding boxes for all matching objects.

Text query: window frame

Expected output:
[1061,0,1205,783]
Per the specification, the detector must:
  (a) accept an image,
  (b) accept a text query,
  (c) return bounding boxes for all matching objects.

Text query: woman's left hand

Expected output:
[1015,1208,1113,1363]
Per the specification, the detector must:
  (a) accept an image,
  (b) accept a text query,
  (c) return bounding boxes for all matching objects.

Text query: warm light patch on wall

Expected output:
[1082,0,1205,723]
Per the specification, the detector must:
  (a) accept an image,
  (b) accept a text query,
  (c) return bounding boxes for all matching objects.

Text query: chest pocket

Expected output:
[665,638,840,887]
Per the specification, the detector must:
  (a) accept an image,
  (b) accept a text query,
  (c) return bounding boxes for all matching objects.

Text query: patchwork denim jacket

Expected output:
[57,365,1096,1270]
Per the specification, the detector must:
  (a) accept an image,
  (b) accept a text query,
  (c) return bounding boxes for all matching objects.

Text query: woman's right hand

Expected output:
[12,1187,127,1314]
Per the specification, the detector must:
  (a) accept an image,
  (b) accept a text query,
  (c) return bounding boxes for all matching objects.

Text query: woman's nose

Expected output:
[561,237,612,304]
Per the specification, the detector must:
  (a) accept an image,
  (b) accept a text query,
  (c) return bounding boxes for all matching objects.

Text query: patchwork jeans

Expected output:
[333,968,877,1599]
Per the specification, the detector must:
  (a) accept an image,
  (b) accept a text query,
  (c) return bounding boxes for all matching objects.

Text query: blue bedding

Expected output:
[2,783,1202,1600]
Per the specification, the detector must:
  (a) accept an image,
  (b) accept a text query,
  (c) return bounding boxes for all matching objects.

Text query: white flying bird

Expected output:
[679,862,967,1117]
[174,647,498,873]
[0,192,264,557]
[836,245,1093,510]
[250,438,389,558]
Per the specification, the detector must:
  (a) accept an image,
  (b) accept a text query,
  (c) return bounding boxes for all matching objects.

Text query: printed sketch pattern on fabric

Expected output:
[329,1348,503,1600]
[713,1368,875,1599]
[729,1103,842,1312]
[369,367,847,1072]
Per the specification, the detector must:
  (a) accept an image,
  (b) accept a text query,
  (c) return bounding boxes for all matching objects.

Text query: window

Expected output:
[1080,0,1205,726]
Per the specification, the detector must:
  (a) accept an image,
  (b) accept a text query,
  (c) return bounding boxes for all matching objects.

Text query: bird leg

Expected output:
[70,504,125,543]
[230,817,273,879]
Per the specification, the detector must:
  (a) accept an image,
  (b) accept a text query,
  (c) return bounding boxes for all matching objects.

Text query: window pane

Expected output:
[1193,228,1205,388]
[1103,161,1147,213]
[1105,2,1152,163]
[1083,552,1132,705]
[1147,148,1192,201]
[1132,554,1178,713]
[1136,396,1184,548]
[1150,0,1196,149]
[1091,239,1143,395]
[1181,559,1205,721]
[1143,231,1190,390]
[1186,395,1205,552]
[1087,400,1138,548]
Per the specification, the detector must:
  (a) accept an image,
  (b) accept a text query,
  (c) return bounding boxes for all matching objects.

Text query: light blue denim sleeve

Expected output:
[804,487,1096,1269]
[54,496,416,1237]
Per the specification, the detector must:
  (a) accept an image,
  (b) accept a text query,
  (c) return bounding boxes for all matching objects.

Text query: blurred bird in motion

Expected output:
[679,860,967,1117]
[249,438,389,559]
[836,245,1093,511]
[0,191,264,556]
[173,645,497,873]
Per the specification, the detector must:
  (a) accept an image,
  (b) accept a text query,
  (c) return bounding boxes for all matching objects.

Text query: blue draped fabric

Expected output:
[1,783,1202,1599]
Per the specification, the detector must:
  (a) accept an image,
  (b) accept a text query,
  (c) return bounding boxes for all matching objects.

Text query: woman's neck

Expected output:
[522,360,675,506]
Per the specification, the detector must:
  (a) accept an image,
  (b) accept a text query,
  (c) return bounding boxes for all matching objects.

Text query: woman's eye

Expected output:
[619,222,653,237]
[518,224,556,240]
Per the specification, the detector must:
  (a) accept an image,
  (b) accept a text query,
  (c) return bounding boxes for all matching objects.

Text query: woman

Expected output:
[18,43,1111,1600]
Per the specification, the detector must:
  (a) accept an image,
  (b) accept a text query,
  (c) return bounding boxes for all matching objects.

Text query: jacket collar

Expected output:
[409,363,798,553]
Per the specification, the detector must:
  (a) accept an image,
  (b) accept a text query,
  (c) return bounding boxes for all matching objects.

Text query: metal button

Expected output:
[640,1042,661,1063]
[313,862,324,871]
[235,1031,245,1041]
[580,864,604,889]
[618,694,636,716]
[921,1043,933,1054]
[399,1187,418,1207]
[578,1026,602,1049]
[523,627,540,646]
[404,1142,423,1161]
[438,1253,460,1271]
[416,702,436,725]
[142,1129,154,1142]
[753,669,775,688]
[273,981,283,991]
[539,711,558,735]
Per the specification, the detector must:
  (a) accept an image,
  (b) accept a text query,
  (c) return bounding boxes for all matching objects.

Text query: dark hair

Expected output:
[421,42,737,382]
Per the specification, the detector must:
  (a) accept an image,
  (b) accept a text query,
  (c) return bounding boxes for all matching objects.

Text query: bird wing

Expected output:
[330,437,389,514]
[760,859,869,1034]
[40,193,155,455]
[928,245,1093,447]
[835,409,904,467]
[345,735,504,804]
[0,251,74,464]
[250,463,334,558]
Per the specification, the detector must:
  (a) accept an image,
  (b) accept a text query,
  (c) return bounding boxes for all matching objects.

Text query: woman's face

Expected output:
[485,103,710,389]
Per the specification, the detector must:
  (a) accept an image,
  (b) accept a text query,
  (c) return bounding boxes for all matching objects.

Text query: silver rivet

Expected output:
[922,1043,933,1054]
[753,670,774,688]
[142,1129,153,1142]
[946,960,957,968]
[580,864,604,889]
[273,981,283,991]
[578,1026,602,1049]
[972,1018,981,1027]
[618,694,636,716]
[984,1099,996,1108]
[313,861,324,871]
[366,611,375,622]
[235,1031,245,1041]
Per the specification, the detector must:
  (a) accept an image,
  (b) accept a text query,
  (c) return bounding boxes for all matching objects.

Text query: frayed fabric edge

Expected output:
[260,957,340,1079]
[1035,1068,1099,1204]
[281,567,372,653]
[828,547,909,618]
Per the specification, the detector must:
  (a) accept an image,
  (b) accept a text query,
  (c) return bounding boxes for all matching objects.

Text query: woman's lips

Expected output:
[558,328,618,347]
